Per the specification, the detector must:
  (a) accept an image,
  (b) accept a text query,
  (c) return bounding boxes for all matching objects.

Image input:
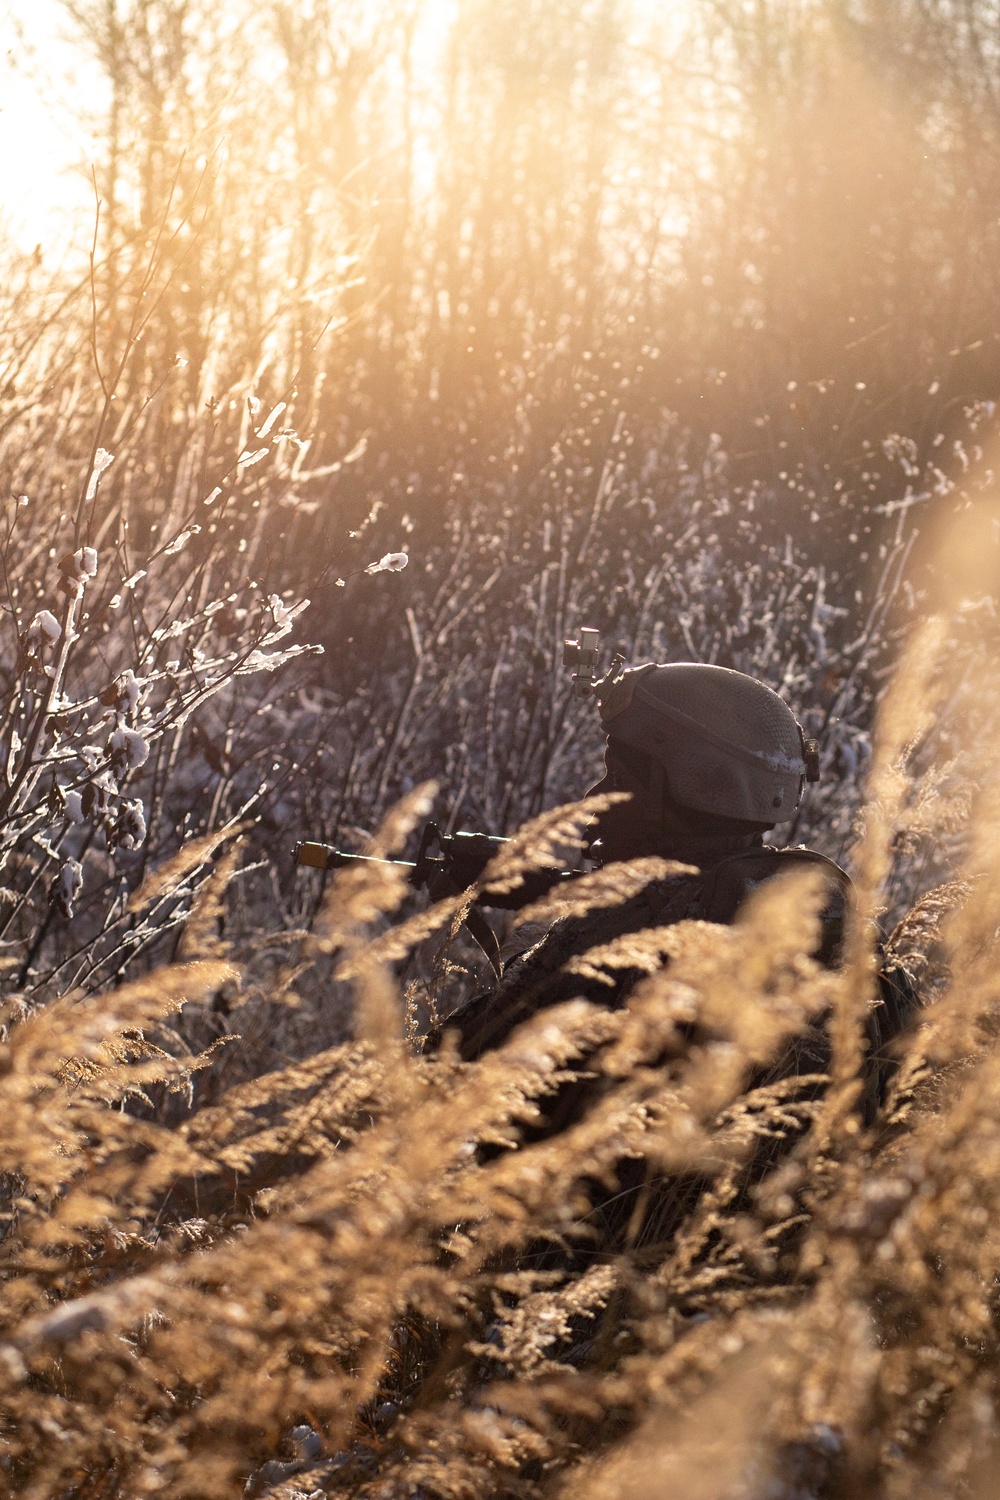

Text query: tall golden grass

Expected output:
[2,604,999,1500]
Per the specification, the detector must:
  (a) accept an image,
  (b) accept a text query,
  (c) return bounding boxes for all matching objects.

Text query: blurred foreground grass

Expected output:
[2,613,1000,1499]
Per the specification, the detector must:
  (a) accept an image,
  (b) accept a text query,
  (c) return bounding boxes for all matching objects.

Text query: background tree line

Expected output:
[0,0,998,988]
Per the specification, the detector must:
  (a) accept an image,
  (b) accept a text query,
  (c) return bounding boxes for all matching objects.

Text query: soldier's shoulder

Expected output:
[697,845,851,962]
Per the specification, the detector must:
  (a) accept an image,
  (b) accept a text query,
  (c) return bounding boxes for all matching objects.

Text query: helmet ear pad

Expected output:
[605,737,774,837]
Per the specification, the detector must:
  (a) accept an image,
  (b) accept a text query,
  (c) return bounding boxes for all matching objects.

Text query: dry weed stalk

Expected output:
[1,619,1000,1499]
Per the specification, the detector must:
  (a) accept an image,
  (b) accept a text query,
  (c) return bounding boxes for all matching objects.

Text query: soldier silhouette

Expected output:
[429,653,916,1108]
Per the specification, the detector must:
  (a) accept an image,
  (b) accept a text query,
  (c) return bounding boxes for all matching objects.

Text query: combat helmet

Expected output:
[593,660,818,825]
[537,610,809,829]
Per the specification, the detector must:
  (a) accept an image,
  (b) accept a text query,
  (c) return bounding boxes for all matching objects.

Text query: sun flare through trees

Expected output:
[3,2,1000,1496]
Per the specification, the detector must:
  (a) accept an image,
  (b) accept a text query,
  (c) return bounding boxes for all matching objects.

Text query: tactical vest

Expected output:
[428,845,918,1083]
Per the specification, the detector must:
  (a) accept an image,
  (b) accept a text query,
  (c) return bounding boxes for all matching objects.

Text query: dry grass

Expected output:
[6,6,1000,1491]
[1,618,999,1500]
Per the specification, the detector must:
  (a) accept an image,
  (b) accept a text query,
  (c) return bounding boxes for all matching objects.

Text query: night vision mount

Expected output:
[562,627,601,697]
[563,627,626,699]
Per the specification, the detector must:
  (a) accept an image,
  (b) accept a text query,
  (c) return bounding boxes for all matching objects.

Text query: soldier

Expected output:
[430,659,916,1090]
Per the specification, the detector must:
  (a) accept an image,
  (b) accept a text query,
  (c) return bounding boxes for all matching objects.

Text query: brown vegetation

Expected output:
[3,2,1000,1493]
[1,611,1000,1497]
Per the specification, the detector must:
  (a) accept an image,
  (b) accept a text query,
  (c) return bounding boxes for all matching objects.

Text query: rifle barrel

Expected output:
[294,841,418,873]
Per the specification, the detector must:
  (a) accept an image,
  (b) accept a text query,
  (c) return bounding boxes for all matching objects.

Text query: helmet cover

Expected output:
[598,662,806,824]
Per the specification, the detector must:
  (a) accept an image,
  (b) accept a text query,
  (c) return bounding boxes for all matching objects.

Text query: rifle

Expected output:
[295,821,578,976]
[296,627,606,973]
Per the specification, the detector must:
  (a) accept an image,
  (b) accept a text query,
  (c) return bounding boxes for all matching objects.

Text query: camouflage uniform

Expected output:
[440,846,851,1063]
[429,660,918,1117]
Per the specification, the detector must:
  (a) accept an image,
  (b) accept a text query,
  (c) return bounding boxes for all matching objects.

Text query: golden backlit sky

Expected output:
[1,0,688,259]
[1,0,110,255]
